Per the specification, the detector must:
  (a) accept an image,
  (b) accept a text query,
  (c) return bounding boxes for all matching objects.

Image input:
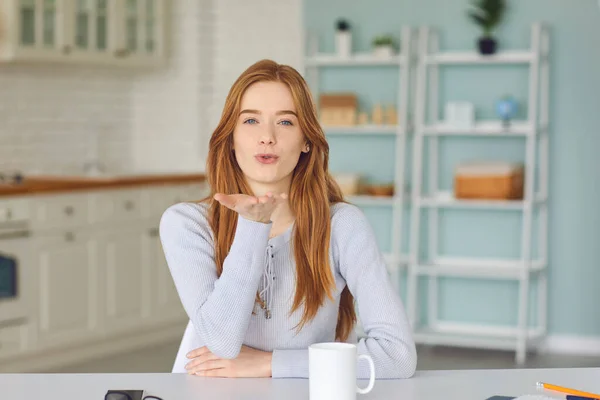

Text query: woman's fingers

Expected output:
[191,360,225,374]
[185,353,221,371]
[186,346,210,359]
[258,195,269,204]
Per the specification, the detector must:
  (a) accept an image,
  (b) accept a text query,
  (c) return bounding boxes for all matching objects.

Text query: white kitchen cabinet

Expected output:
[0,181,208,371]
[111,0,168,66]
[0,0,70,62]
[92,187,144,226]
[0,322,31,359]
[35,229,100,350]
[98,225,148,336]
[31,192,92,232]
[62,0,112,63]
[0,0,168,66]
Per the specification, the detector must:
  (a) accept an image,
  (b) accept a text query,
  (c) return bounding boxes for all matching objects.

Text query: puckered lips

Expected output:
[255,153,279,165]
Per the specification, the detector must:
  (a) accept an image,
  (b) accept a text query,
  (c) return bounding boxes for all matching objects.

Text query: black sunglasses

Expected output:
[104,391,163,400]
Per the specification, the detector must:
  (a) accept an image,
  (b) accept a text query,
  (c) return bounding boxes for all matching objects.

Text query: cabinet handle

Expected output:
[64,206,74,216]
[124,201,135,211]
[62,45,72,54]
[148,228,159,237]
[65,232,75,242]
[6,208,12,220]
[114,48,130,58]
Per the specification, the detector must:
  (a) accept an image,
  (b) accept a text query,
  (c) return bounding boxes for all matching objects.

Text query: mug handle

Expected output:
[356,354,375,394]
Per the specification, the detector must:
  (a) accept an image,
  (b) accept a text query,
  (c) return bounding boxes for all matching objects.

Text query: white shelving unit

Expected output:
[323,125,399,135]
[305,52,406,67]
[406,22,550,364]
[304,27,416,292]
[422,121,533,136]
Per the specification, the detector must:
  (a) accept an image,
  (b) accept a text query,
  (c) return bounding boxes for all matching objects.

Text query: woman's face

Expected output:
[232,81,309,194]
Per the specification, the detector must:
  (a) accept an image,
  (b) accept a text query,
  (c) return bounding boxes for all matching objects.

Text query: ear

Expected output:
[302,142,310,153]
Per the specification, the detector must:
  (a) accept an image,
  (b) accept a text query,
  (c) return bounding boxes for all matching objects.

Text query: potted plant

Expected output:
[467,0,506,55]
[372,35,396,58]
[335,19,352,58]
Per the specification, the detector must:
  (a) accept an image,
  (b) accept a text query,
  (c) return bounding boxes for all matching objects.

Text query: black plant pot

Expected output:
[477,37,497,55]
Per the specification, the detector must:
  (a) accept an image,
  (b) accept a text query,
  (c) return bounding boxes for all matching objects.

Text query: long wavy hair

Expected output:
[203,59,356,341]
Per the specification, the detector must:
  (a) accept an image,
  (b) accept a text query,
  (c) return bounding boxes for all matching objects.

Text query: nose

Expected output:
[259,125,276,146]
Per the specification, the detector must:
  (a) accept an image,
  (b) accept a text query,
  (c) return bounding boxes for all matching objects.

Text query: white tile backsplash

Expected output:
[0,0,302,176]
[0,63,134,175]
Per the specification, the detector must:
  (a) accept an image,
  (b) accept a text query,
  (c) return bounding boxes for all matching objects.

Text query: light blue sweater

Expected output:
[159,201,417,379]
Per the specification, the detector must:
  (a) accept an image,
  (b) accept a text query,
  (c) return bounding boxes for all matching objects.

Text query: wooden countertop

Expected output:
[0,173,207,197]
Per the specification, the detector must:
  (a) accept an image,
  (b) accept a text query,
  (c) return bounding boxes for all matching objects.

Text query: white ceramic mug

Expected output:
[308,343,375,400]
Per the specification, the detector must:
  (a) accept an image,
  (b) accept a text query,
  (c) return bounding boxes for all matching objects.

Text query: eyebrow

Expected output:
[240,109,298,117]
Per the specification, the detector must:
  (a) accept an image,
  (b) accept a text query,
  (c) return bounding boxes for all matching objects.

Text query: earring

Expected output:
[305,144,310,152]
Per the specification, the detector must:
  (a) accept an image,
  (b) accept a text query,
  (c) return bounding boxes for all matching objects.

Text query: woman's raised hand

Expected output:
[213,192,287,224]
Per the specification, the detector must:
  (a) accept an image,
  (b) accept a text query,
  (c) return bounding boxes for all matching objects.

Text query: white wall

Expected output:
[0,0,303,176]
[211,0,304,131]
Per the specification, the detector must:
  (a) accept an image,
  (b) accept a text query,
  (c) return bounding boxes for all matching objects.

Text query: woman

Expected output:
[159,59,417,379]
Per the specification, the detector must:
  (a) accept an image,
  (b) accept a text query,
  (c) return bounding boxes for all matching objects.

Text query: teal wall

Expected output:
[303,0,600,336]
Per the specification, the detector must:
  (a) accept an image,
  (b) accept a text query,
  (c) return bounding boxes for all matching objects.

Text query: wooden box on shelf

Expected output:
[454,162,524,200]
[365,183,395,197]
[332,173,362,196]
[319,93,357,126]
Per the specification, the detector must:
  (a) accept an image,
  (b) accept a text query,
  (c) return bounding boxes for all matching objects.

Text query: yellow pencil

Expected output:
[537,381,600,399]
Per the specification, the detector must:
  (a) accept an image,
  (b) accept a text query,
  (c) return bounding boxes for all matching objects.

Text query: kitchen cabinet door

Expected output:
[98,225,148,336]
[111,0,168,66]
[0,0,71,62]
[62,0,113,62]
[35,230,101,350]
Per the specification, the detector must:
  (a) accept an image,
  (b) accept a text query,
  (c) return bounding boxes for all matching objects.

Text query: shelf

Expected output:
[323,125,400,135]
[414,325,544,351]
[418,192,545,210]
[431,321,545,338]
[384,253,409,267]
[425,51,534,65]
[412,257,545,279]
[422,121,532,136]
[346,194,399,206]
[306,53,406,66]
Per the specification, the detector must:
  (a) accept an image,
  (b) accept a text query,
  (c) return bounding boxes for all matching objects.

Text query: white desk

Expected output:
[2,368,599,399]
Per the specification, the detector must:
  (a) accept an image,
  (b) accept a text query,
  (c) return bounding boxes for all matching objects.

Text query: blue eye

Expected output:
[279,120,293,126]
[244,118,258,124]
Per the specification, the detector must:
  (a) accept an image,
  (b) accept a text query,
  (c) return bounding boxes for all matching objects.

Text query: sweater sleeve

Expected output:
[271,203,417,379]
[333,204,417,379]
[159,202,272,359]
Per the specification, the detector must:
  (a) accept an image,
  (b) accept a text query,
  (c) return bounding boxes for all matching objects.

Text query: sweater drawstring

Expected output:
[259,245,275,319]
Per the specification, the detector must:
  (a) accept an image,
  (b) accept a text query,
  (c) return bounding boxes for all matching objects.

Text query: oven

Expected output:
[0,198,33,358]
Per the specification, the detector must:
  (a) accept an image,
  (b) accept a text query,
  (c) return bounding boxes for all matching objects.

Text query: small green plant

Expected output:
[467,0,507,37]
[372,35,395,47]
